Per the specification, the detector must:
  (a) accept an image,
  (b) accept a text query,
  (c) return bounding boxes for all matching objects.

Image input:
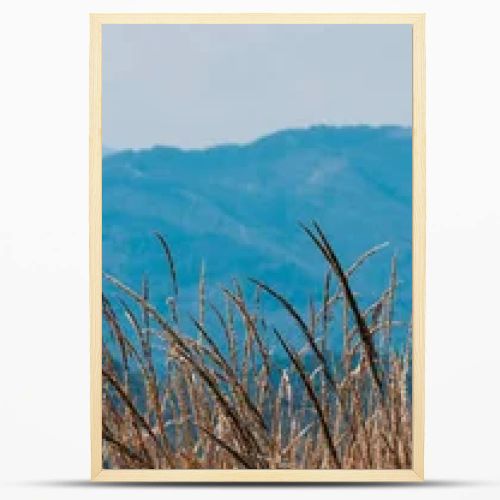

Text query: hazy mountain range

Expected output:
[103,125,412,348]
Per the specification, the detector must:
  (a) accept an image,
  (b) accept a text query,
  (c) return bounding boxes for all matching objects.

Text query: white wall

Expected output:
[1,1,499,499]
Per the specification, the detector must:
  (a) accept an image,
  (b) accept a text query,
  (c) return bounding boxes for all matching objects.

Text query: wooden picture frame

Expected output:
[90,13,425,482]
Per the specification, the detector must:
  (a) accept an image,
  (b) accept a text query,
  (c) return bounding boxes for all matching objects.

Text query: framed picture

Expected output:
[90,13,425,482]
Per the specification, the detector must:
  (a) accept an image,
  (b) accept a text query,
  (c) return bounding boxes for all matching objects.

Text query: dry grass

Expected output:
[102,223,412,469]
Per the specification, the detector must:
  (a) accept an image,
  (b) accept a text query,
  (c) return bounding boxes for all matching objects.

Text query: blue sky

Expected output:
[103,24,412,149]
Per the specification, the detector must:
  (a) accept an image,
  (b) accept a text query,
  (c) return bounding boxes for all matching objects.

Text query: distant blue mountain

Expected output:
[103,125,412,348]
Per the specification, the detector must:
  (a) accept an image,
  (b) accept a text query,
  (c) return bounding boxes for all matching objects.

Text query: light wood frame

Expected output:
[90,13,425,482]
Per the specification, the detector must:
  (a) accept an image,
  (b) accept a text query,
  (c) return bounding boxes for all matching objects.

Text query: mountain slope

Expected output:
[103,125,412,346]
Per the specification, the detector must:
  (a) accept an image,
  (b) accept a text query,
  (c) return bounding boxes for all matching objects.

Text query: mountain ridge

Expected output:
[103,124,412,347]
[103,124,412,157]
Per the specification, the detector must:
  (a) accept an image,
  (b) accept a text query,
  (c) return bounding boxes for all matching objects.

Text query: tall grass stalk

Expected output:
[102,223,412,469]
